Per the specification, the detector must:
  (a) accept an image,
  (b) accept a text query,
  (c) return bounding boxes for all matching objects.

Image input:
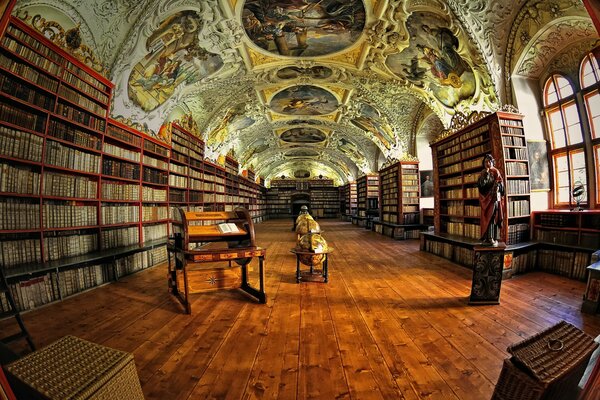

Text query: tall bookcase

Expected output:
[430,110,531,245]
[0,16,170,312]
[356,174,379,218]
[0,16,268,312]
[310,180,339,218]
[379,161,420,225]
[340,181,357,217]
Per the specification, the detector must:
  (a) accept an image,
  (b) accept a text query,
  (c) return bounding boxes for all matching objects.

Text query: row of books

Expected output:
[142,206,168,221]
[100,226,138,248]
[102,158,140,180]
[503,147,528,160]
[0,52,59,92]
[106,124,142,147]
[45,140,101,173]
[0,98,46,132]
[507,223,529,244]
[103,142,140,162]
[48,119,102,151]
[44,232,98,261]
[64,60,109,94]
[142,223,168,242]
[0,70,55,110]
[101,181,139,201]
[56,102,106,132]
[507,200,530,217]
[0,162,40,194]
[58,85,106,116]
[506,179,530,194]
[0,200,39,230]
[537,248,590,280]
[62,69,108,104]
[44,171,97,198]
[42,203,97,228]
[505,162,528,176]
[1,36,60,76]
[102,205,140,225]
[501,135,526,146]
[143,168,167,185]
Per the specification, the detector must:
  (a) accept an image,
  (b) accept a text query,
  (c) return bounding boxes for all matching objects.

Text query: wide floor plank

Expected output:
[5,219,600,400]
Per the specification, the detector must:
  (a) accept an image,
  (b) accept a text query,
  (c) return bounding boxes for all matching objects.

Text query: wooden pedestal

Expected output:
[469,243,506,305]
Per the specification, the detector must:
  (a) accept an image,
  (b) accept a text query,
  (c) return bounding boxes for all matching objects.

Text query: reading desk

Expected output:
[168,208,266,313]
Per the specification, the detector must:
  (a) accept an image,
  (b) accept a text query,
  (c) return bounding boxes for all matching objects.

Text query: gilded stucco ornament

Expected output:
[504,0,589,103]
[15,10,107,75]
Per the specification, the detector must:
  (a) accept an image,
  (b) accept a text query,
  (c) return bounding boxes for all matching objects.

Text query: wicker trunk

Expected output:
[5,335,144,399]
[492,321,598,400]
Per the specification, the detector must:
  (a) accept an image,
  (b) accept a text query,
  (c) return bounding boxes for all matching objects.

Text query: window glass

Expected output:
[545,78,558,105]
[563,102,583,145]
[548,109,566,148]
[596,146,600,201]
[554,154,570,204]
[581,54,600,88]
[556,76,574,98]
[584,91,600,139]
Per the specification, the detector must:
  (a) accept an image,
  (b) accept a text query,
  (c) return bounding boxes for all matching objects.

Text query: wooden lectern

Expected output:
[168,207,266,313]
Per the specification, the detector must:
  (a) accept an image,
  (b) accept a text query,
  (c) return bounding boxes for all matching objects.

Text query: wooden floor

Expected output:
[6,219,600,399]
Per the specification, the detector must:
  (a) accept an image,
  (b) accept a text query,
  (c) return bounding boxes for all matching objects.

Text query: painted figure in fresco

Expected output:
[242,0,365,57]
[282,97,330,114]
[128,11,223,112]
[477,154,504,246]
[418,25,470,88]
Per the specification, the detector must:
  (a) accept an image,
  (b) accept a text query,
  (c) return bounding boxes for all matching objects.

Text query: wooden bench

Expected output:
[168,208,266,314]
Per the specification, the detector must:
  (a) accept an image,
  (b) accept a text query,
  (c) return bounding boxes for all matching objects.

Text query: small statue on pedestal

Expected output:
[477,154,504,246]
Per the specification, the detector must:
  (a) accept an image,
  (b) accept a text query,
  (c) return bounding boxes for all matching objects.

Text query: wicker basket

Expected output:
[492,321,598,400]
[5,335,144,400]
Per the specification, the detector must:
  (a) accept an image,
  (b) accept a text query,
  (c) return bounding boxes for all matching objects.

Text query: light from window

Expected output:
[581,53,600,88]
[545,79,558,105]
[584,91,600,139]
[554,154,570,203]
[553,150,587,205]
[557,75,574,98]
[563,102,583,145]
[548,108,566,148]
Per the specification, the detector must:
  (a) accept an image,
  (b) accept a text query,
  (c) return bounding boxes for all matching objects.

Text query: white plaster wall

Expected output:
[512,75,550,211]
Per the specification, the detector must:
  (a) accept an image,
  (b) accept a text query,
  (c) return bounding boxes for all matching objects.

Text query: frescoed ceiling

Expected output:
[11,0,598,184]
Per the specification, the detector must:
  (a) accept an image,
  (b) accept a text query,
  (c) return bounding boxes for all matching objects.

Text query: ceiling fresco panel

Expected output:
[127,10,224,112]
[270,85,339,115]
[385,12,476,109]
[242,0,366,57]
[280,127,327,143]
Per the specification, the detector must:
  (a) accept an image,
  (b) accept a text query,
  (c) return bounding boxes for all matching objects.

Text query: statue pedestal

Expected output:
[469,243,506,305]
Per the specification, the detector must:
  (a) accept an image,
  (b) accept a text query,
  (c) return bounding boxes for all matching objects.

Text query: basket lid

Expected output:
[507,321,599,383]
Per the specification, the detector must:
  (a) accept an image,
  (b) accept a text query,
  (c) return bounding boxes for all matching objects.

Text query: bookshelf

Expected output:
[0,16,172,312]
[531,210,600,250]
[0,17,268,312]
[340,181,357,218]
[379,161,420,225]
[310,181,339,218]
[430,110,530,245]
[422,208,434,227]
[356,173,379,217]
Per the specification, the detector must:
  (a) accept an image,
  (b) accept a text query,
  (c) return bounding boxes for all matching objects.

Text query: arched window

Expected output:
[543,74,587,206]
[580,52,600,204]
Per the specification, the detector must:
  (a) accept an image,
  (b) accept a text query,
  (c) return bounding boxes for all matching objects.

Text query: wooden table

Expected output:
[290,248,333,283]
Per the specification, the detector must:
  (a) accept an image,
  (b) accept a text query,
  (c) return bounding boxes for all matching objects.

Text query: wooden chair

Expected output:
[168,207,266,313]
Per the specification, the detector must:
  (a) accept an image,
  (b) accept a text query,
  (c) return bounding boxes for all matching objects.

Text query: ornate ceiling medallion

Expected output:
[241,0,366,57]
[276,66,333,79]
[280,128,327,143]
[270,85,339,115]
